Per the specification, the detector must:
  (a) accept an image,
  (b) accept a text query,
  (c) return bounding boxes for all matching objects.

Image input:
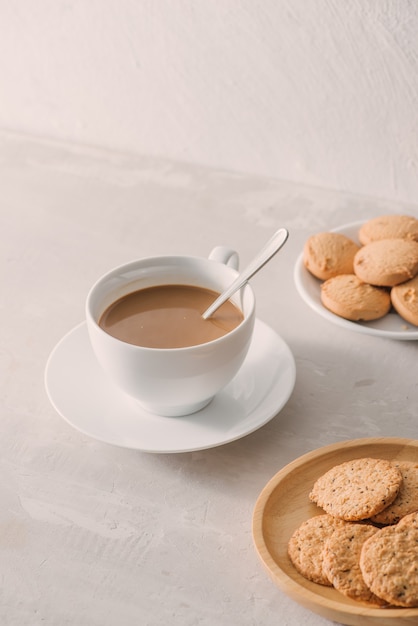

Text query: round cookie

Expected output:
[320,274,391,321]
[390,275,418,327]
[322,522,387,605]
[303,232,360,280]
[398,510,418,528]
[354,239,418,287]
[359,214,418,246]
[309,458,402,521]
[360,524,418,607]
[371,461,418,525]
[287,514,343,586]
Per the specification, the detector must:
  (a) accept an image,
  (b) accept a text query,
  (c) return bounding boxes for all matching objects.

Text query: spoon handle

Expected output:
[202,227,289,320]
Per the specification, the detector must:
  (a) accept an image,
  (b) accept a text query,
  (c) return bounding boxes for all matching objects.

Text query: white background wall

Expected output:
[1,0,417,204]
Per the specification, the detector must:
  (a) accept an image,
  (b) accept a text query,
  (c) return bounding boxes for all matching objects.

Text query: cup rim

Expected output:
[86,255,256,353]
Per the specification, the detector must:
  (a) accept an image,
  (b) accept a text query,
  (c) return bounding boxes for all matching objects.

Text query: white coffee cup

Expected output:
[86,247,256,416]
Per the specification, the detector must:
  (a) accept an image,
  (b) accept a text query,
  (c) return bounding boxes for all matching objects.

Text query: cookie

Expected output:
[360,524,418,607]
[359,214,418,246]
[303,232,360,281]
[371,461,418,524]
[309,458,402,521]
[354,239,418,287]
[391,275,418,327]
[320,274,391,321]
[397,510,418,529]
[287,514,343,585]
[322,522,387,605]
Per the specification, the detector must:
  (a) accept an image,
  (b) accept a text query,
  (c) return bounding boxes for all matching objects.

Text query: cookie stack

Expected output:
[303,214,418,325]
[288,457,418,607]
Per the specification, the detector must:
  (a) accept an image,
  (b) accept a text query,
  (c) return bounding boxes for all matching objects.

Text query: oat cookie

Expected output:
[287,514,343,585]
[371,461,418,525]
[397,510,418,529]
[354,239,418,287]
[360,524,418,607]
[359,214,418,246]
[309,458,402,521]
[322,522,387,605]
[320,274,391,321]
[391,275,418,327]
[303,232,360,281]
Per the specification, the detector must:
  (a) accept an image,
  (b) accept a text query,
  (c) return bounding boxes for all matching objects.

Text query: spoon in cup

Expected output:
[202,227,289,320]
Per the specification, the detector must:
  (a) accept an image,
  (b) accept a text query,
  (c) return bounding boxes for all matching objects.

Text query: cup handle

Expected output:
[208,246,239,270]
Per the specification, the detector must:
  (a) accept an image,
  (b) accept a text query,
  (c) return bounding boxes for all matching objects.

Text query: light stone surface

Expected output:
[1,131,418,625]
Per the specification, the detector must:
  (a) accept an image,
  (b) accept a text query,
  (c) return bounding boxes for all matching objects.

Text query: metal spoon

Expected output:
[202,227,289,320]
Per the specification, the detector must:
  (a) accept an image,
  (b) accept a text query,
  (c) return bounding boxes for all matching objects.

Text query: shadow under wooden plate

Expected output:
[252,438,418,626]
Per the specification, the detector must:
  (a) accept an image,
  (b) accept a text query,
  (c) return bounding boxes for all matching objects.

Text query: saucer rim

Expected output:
[45,319,296,453]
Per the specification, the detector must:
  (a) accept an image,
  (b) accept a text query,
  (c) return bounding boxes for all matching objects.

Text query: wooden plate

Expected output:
[252,438,418,626]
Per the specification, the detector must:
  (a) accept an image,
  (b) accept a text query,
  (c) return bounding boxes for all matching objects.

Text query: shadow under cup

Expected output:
[86,255,256,417]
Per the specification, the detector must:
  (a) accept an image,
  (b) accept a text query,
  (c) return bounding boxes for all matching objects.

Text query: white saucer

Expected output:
[294,220,418,340]
[45,319,296,453]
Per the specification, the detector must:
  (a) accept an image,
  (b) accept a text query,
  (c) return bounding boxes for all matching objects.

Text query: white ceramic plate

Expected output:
[294,220,418,340]
[45,319,296,453]
[253,437,418,626]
